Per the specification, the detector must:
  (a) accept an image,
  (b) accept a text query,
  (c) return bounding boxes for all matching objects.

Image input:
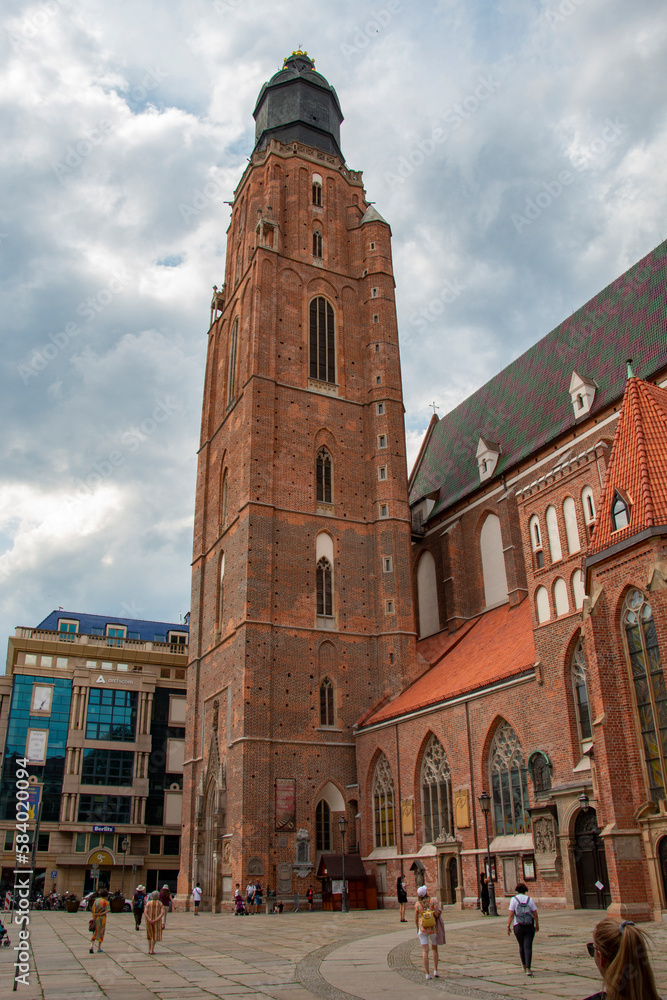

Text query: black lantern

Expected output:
[338,815,348,914]
[478,791,498,916]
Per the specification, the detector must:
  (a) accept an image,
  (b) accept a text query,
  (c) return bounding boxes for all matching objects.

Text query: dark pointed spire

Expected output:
[253,51,344,159]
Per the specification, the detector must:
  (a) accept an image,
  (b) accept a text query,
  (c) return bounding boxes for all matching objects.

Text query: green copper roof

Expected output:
[409,239,667,517]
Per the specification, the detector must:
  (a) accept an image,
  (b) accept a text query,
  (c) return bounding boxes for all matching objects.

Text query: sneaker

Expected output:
[89,948,94,954]
[425,974,431,980]
[433,971,439,978]
[526,970,534,977]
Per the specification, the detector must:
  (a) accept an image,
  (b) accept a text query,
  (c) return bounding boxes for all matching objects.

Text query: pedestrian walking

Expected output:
[414,884,444,980]
[507,882,538,976]
[254,881,263,913]
[132,884,146,931]
[144,891,164,955]
[88,887,109,954]
[584,917,662,1000]
[246,881,255,914]
[159,884,172,929]
[307,885,314,911]
[192,882,202,915]
[479,870,490,915]
[397,876,408,921]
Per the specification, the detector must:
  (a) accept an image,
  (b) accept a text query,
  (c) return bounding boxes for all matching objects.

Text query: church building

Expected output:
[181,51,667,920]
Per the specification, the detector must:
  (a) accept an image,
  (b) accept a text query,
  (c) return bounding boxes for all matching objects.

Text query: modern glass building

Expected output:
[0,610,188,897]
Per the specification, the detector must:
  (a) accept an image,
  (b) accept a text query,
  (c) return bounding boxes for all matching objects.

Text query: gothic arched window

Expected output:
[612,492,630,531]
[309,297,336,384]
[529,515,545,569]
[317,448,332,504]
[623,589,667,803]
[227,318,239,405]
[313,230,323,258]
[217,552,225,629]
[529,752,551,793]
[320,677,334,726]
[420,735,453,843]
[220,470,228,529]
[572,639,592,742]
[317,558,333,617]
[489,722,531,836]
[372,754,395,848]
[316,799,331,851]
[312,174,322,207]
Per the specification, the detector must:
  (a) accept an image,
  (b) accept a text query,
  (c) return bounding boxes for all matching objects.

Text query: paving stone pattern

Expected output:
[1,908,665,1000]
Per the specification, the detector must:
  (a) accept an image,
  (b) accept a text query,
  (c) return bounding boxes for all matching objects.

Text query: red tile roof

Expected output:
[588,376,667,555]
[360,600,536,727]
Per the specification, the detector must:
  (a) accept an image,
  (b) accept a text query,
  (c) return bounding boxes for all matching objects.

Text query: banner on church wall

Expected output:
[275,778,296,831]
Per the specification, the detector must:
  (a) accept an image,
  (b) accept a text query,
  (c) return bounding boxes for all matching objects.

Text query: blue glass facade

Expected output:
[0,675,72,822]
[85,688,137,741]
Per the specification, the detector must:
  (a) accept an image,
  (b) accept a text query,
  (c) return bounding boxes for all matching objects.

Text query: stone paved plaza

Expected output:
[1,907,666,1000]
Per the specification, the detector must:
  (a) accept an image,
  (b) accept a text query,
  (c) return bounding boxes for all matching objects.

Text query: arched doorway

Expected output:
[574,809,611,908]
[659,837,667,907]
[447,856,458,903]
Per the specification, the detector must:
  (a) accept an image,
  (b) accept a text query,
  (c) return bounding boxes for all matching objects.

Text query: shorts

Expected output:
[418,931,437,946]
[247,896,253,905]
[254,896,262,906]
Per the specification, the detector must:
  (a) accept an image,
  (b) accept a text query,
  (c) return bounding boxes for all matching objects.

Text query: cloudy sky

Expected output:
[1,0,666,655]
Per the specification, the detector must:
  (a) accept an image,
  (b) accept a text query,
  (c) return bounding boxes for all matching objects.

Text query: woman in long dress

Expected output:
[89,888,109,954]
[144,891,165,955]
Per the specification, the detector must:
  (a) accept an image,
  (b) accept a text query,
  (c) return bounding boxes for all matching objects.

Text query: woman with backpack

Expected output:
[507,882,539,976]
[414,884,445,980]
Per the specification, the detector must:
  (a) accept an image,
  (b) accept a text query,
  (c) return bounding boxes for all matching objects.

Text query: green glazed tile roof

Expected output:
[409,239,667,516]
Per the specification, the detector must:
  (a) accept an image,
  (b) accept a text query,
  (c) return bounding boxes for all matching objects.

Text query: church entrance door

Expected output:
[447,856,458,903]
[574,809,611,909]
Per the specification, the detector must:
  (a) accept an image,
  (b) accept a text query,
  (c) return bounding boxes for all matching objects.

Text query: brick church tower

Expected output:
[179,52,418,908]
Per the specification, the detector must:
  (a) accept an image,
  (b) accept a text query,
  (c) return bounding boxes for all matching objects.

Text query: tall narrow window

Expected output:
[612,492,630,531]
[313,230,323,257]
[309,297,335,384]
[545,505,562,562]
[320,677,334,726]
[316,799,330,850]
[220,471,228,528]
[582,486,596,525]
[317,558,333,617]
[572,639,592,742]
[529,515,544,569]
[420,735,453,843]
[623,589,667,803]
[490,722,531,835]
[227,318,239,405]
[372,754,395,848]
[316,448,332,504]
[218,552,225,628]
[563,496,581,554]
[312,175,322,206]
[554,577,570,616]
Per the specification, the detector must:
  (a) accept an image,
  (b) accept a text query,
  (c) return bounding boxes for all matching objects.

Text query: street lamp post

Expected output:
[120,838,129,895]
[338,815,348,914]
[477,791,498,917]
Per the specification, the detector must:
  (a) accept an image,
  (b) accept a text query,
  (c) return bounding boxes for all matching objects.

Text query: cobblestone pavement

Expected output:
[1,907,665,1000]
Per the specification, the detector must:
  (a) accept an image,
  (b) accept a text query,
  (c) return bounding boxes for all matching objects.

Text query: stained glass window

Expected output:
[623,589,667,803]
[572,639,592,741]
[490,722,531,835]
[373,754,395,848]
[421,735,453,843]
